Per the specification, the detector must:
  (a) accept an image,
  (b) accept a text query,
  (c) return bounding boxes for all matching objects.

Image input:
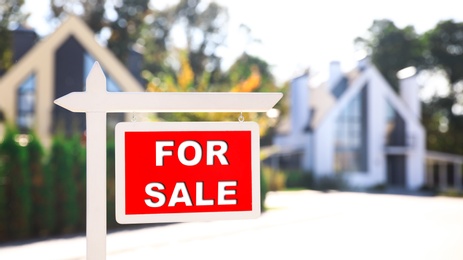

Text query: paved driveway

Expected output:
[1,190,463,260]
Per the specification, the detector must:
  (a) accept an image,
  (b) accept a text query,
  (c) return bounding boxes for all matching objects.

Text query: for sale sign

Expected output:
[115,122,260,224]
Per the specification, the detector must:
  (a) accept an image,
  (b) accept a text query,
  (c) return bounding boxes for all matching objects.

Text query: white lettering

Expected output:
[168,182,193,206]
[196,182,214,206]
[206,141,229,165]
[218,181,237,205]
[145,182,166,207]
[156,141,174,166]
[178,141,202,166]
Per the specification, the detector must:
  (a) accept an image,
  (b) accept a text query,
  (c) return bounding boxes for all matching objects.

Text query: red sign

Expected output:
[115,122,260,224]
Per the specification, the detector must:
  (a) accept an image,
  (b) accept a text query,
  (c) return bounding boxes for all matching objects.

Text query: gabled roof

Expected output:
[314,64,423,131]
[0,15,144,145]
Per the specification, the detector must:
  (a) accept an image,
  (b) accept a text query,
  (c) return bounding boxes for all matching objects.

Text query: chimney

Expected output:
[397,66,420,118]
[290,72,310,134]
[328,61,342,90]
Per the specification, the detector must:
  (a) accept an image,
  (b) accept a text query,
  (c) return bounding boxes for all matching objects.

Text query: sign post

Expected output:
[54,62,282,259]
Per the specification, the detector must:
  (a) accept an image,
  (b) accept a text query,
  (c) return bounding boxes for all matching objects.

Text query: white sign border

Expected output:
[115,121,261,224]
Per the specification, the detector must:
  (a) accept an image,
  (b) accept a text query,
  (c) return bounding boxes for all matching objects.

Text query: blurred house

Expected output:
[273,59,463,191]
[0,16,145,146]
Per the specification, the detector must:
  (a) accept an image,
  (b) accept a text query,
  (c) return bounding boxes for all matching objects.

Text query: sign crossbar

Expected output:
[54,62,282,113]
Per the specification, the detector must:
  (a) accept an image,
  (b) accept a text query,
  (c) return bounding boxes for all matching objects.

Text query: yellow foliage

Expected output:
[177,54,194,91]
[146,82,157,92]
[231,65,261,92]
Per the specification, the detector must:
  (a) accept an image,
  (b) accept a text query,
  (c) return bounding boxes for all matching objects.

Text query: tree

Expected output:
[0,126,32,240]
[421,20,463,155]
[355,19,425,89]
[51,0,150,63]
[106,0,150,62]
[68,134,86,230]
[0,0,27,74]
[51,0,106,33]
[424,20,463,85]
[48,135,79,233]
[26,132,51,237]
[422,96,463,155]
[49,0,239,90]
[142,0,229,83]
[145,51,282,140]
[357,19,463,155]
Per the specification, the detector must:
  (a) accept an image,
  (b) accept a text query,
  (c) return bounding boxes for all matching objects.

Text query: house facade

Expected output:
[0,16,145,146]
[274,60,427,190]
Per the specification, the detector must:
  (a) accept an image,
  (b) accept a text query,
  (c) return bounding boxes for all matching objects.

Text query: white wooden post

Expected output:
[84,66,107,259]
[85,112,106,259]
[54,61,282,259]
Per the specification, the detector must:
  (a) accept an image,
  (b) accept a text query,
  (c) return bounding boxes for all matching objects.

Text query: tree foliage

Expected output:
[421,20,463,155]
[106,0,150,61]
[357,19,463,155]
[141,0,229,83]
[48,134,79,234]
[144,52,281,137]
[424,20,463,85]
[355,19,425,89]
[0,126,32,240]
[51,0,106,33]
[422,95,463,155]
[0,0,27,74]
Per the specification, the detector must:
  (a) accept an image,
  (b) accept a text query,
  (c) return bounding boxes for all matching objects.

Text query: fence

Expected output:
[426,150,463,192]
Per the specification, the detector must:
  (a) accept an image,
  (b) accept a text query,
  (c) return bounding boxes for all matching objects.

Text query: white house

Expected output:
[274,60,428,190]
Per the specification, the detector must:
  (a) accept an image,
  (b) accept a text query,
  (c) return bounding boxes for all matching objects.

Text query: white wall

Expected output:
[366,68,388,187]
[379,67,426,190]
[405,123,426,189]
[313,119,335,176]
[273,73,312,171]
[399,71,420,119]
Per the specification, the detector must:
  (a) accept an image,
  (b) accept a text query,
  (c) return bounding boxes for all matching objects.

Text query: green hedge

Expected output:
[0,127,113,242]
[0,126,271,242]
[0,126,32,240]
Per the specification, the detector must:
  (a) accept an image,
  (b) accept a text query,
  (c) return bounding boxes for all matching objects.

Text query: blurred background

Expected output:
[0,0,463,258]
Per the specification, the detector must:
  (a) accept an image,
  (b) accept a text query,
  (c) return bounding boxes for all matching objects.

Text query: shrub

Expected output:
[261,165,286,191]
[285,170,314,189]
[315,174,347,192]
[0,126,32,240]
[106,137,118,229]
[260,167,268,212]
[26,132,53,237]
[48,135,79,234]
[69,135,86,231]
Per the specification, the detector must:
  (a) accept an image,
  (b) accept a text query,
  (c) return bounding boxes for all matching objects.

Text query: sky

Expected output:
[23,0,463,85]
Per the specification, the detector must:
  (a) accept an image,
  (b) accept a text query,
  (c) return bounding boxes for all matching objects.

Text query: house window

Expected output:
[17,74,36,131]
[334,85,368,173]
